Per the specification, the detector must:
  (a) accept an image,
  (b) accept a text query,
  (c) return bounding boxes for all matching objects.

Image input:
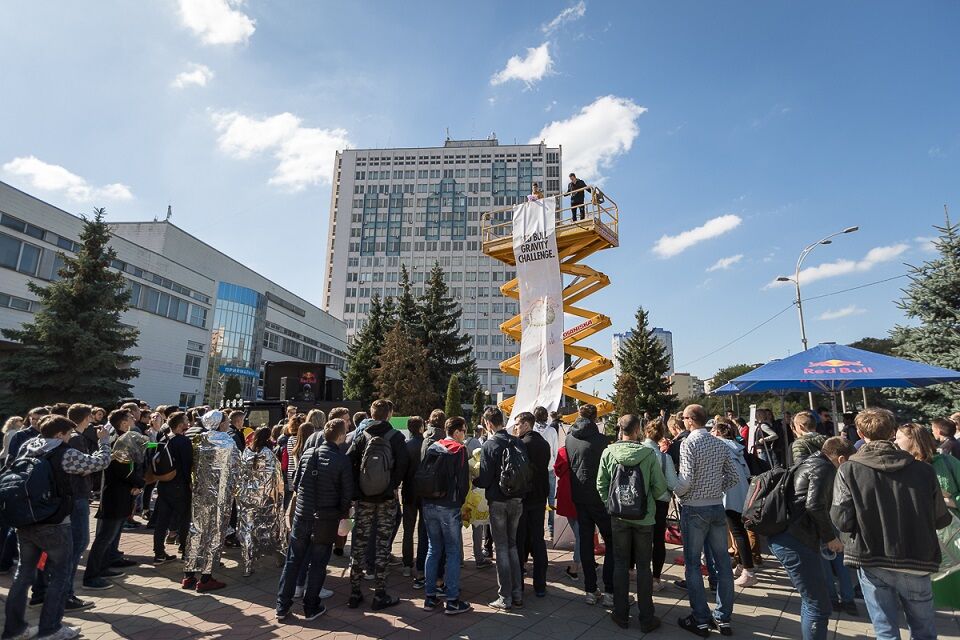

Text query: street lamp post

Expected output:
[777,226,859,410]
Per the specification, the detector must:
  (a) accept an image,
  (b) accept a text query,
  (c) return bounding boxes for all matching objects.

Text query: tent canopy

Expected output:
[725,343,960,394]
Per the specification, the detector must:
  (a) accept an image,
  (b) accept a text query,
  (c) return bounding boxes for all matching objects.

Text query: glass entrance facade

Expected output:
[203,282,267,405]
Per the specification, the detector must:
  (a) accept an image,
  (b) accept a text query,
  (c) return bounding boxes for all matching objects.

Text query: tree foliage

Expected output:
[471,387,486,426]
[344,292,391,404]
[396,264,419,332]
[0,209,140,412]
[373,324,436,417]
[887,214,960,418]
[223,376,242,401]
[613,306,676,415]
[612,372,640,417]
[444,374,462,418]
[419,262,473,400]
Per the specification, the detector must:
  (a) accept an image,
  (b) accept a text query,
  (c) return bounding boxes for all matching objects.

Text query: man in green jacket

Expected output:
[597,414,668,633]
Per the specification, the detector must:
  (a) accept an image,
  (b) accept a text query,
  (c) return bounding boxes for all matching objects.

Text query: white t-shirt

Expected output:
[534,422,559,472]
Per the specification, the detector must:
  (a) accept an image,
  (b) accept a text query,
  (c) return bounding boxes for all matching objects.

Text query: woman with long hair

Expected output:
[711,419,757,587]
[278,413,305,507]
[640,417,677,592]
[896,423,960,510]
[1,416,23,463]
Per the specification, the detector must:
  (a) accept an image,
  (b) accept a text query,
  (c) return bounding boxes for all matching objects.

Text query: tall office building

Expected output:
[323,137,562,397]
[612,327,675,377]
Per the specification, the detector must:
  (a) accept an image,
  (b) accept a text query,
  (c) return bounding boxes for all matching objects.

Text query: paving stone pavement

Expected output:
[1,515,958,639]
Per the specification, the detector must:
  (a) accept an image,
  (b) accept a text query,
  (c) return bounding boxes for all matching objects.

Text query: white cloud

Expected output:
[171,63,214,89]
[2,156,133,202]
[652,214,742,259]
[767,243,909,288]
[819,305,866,321]
[212,111,351,190]
[915,236,937,252]
[177,0,255,45]
[490,42,553,87]
[542,1,587,33]
[529,95,646,180]
[706,254,744,272]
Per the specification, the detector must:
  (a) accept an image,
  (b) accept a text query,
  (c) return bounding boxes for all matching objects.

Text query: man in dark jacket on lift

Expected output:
[567,173,591,221]
[565,403,613,606]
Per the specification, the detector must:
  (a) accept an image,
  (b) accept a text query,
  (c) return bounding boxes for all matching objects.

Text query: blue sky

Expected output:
[1,1,958,392]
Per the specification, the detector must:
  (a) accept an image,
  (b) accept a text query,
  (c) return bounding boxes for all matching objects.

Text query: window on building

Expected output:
[183,354,202,378]
[178,392,197,408]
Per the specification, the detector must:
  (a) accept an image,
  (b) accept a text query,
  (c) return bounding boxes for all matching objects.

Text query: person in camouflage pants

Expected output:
[350,499,400,592]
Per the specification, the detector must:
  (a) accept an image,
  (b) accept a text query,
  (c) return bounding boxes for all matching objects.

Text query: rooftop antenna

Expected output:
[446,127,451,141]
[165,204,172,221]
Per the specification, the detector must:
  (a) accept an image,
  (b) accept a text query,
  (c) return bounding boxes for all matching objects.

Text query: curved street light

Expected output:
[776,226,859,409]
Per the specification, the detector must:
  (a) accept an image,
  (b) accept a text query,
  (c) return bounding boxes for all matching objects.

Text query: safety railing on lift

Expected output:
[480,186,619,246]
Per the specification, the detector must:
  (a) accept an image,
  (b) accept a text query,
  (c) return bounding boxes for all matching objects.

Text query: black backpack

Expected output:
[150,440,177,482]
[415,446,453,499]
[0,450,61,527]
[742,466,794,536]
[606,462,650,520]
[359,429,395,497]
[499,439,532,498]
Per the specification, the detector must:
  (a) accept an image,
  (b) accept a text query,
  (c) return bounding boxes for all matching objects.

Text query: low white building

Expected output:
[0,180,347,408]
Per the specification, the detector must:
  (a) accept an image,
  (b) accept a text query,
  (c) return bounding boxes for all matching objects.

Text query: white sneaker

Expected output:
[38,625,80,640]
[294,586,305,599]
[319,587,334,599]
[8,626,38,640]
[735,572,759,588]
[585,591,602,605]
[733,564,743,579]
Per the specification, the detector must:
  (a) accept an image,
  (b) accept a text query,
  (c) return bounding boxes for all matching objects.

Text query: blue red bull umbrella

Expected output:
[725,342,960,393]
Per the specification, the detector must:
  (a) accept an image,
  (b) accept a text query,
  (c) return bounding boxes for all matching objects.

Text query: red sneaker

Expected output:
[181,577,198,590]
[196,578,226,592]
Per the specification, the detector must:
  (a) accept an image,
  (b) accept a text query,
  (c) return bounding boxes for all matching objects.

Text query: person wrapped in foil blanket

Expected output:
[183,411,240,575]
[235,442,287,575]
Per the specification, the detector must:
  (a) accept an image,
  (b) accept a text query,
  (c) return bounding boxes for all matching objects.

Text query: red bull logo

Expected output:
[804,359,873,375]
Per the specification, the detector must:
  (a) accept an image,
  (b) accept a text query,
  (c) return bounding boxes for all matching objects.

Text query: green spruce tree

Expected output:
[396,264,419,332]
[418,262,473,400]
[612,372,640,417]
[223,376,242,401]
[373,324,436,417]
[471,387,486,426]
[888,212,960,417]
[445,374,462,417]
[0,208,140,412]
[615,306,676,415]
[344,292,390,403]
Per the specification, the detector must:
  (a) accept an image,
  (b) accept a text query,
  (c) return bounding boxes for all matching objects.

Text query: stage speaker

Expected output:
[325,379,343,402]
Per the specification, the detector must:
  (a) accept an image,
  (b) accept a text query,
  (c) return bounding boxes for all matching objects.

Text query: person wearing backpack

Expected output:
[640,417,678,592]
[346,399,408,611]
[276,419,352,622]
[673,404,740,638]
[597,414,668,632]
[832,410,951,640]
[473,406,528,611]
[2,414,111,640]
[514,411,550,598]
[565,403,614,607]
[152,411,192,562]
[419,416,472,615]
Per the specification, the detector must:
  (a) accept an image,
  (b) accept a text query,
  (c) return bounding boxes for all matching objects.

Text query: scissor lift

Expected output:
[480,187,619,423]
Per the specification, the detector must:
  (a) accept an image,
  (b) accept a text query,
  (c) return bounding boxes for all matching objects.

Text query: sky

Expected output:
[1,1,958,395]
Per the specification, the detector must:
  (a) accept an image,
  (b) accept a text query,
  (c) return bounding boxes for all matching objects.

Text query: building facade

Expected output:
[612,327,675,377]
[0,180,347,408]
[323,137,562,398]
[670,372,704,401]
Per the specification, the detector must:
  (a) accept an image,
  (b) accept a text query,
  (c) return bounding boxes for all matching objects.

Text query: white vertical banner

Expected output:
[509,197,564,427]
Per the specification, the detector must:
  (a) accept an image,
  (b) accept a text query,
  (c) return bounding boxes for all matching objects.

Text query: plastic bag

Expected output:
[338,518,354,537]
[463,487,489,527]
[934,510,960,581]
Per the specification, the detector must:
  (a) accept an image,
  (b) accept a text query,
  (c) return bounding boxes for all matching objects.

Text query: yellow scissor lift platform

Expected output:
[481,187,619,424]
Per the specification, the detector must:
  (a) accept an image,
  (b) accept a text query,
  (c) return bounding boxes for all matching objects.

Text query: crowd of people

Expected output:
[0,397,958,640]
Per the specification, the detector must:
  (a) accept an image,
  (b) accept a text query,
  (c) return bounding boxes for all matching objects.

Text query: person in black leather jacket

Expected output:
[767,449,843,640]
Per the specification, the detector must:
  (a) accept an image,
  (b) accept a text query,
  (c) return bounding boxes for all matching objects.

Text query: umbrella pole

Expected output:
[830,392,840,436]
[840,390,847,413]
[862,387,868,409]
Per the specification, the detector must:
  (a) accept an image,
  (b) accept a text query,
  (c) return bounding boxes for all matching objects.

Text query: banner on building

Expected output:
[509,197,564,426]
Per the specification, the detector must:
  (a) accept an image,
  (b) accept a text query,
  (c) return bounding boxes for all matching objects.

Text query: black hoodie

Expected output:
[564,417,609,507]
[346,420,409,503]
[831,440,951,574]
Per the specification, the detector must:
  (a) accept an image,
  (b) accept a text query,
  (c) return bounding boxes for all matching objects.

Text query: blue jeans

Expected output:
[680,504,734,624]
[277,518,333,615]
[3,523,72,638]
[858,567,937,640]
[768,531,831,640]
[68,499,90,596]
[84,518,125,582]
[822,552,855,603]
[423,503,463,601]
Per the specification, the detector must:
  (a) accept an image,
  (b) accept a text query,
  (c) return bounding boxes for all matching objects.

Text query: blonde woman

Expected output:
[1,416,23,463]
